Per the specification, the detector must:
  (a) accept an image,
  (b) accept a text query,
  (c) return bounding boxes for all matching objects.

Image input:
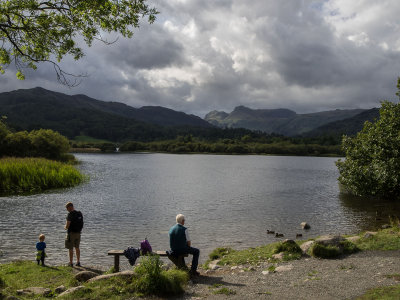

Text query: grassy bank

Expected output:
[0,256,188,299]
[0,157,84,195]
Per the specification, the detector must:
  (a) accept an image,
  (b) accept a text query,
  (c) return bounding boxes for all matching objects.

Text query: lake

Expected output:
[1,153,398,269]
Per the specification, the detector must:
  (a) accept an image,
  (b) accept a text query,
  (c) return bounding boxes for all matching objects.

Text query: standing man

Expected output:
[64,202,83,267]
[169,214,200,276]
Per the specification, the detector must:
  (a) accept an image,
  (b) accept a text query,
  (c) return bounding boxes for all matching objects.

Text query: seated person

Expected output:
[169,214,200,276]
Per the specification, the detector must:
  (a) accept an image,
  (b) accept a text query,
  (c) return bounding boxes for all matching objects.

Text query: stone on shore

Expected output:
[208,260,221,270]
[57,286,85,297]
[346,236,361,243]
[272,252,284,260]
[301,222,311,230]
[16,287,52,297]
[364,231,378,238]
[75,271,99,282]
[275,264,293,272]
[87,270,135,283]
[55,285,66,294]
[300,241,314,254]
[315,235,345,246]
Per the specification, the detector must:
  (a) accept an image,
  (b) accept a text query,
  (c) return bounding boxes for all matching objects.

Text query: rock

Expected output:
[248,266,256,271]
[300,241,314,254]
[381,224,391,229]
[364,231,378,239]
[87,270,135,283]
[346,236,361,243]
[272,252,284,260]
[208,260,220,270]
[231,266,238,270]
[55,285,66,294]
[301,222,311,230]
[57,286,85,297]
[262,270,269,275]
[17,287,52,297]
[75,271,99,282]
[315,235,345,246]
[275,264,293,272]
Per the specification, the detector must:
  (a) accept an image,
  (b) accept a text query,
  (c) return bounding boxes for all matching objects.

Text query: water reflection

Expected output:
[339,193,400,230]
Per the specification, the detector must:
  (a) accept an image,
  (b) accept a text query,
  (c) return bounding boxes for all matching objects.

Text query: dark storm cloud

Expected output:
[1,1,400,116]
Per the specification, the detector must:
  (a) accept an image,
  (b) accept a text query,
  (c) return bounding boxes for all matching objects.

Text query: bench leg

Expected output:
[167,255,188,270]
[114,255,120,273]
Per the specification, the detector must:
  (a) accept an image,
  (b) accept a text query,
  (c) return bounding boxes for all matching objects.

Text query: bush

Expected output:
[208,247,233,260]
[341,240,360,255]
[132,255,188,296]
[310,243,341,258]
[336,81,400,198]
[274,240,302,255]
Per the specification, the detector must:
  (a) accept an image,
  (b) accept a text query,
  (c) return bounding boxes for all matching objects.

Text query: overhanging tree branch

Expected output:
[0,0,158,86]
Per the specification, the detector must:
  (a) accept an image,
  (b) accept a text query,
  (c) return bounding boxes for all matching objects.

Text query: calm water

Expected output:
[1,153,399,269]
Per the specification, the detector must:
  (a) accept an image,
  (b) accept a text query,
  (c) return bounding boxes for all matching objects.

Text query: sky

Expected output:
[1,0,400,117]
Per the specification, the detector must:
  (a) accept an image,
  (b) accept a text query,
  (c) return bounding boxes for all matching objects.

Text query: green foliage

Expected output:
[341,240,360,254]
[0,119,71,159]
[354,227,400,251]
[132,255,188,296]
[0,261,76,293]
[208,247,234,260]
[0,157,84,195]
[0,0,157,84]
[274,240,302,255]
[310,243,341,259]
[336,92,400,198]
[356,284,400,300]
[212,287,236,295]
[274,240,303,260]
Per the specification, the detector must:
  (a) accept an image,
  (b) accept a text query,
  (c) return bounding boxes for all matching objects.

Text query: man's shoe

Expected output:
[68,263,73,267]
[189,270,200,276]
[76,262,81,267]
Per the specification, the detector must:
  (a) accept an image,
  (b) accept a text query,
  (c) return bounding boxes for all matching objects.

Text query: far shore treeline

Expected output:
[72,131,342,157]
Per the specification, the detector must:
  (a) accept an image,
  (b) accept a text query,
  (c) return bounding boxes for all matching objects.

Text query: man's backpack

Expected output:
[69,210,84,232]
[140,238,152,255]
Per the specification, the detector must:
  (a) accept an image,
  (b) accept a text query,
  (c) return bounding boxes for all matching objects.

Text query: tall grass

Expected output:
[0,157,84,195]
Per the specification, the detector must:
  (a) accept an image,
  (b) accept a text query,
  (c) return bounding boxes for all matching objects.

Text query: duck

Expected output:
[267,230,275,234]
[275,233,284,238]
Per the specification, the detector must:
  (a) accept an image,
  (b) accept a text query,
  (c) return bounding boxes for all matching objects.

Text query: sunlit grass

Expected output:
[0,157,84,195]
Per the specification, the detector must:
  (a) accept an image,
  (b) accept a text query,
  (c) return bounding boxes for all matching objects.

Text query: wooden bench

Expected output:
[108,250,188,272]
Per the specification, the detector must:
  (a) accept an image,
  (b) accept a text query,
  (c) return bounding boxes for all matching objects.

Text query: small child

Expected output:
[36,234,46,266]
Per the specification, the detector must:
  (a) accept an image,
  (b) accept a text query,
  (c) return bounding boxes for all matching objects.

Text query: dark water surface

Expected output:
[1,153,399,269]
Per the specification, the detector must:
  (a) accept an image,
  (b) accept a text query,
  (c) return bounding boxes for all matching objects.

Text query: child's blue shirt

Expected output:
[36,241,46,251]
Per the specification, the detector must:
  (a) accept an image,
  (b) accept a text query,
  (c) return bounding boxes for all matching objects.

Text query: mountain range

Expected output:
[205,106,378,136]
[0,87,380,142]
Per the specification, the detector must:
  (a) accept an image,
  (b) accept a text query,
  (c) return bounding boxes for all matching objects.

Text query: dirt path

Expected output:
[178,250,400,299]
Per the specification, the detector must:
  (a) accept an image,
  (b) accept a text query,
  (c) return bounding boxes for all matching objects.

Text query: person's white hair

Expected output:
[176,214,185,224]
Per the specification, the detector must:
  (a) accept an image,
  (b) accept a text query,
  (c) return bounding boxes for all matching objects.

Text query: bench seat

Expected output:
[108,250,188,272]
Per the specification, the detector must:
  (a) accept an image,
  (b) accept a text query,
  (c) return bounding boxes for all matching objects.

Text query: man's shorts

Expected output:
[65,232,81,249]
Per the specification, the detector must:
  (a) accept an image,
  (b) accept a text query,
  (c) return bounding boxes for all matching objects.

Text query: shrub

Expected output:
[341,240,360,254]
[310,243,341,258]
[132,255,188,296]
[208,247,233,260]
[274,240,302,255]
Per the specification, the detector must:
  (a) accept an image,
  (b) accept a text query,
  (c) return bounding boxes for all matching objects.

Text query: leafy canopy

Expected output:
[336,78,400,199]
[0,0,157,85]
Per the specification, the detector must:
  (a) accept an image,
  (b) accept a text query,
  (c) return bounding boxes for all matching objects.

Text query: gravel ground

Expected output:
[178,250,400,300]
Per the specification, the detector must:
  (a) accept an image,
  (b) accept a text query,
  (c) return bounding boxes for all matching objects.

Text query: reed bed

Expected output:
[0,157,84,195]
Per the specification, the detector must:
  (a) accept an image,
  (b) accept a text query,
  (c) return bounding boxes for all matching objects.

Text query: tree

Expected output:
[0,0,157,85]
[336,79,400,198]
[29,129,70,159]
